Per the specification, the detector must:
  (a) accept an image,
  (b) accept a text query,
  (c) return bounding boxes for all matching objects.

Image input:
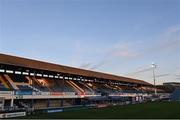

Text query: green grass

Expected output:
[20,101,180,119]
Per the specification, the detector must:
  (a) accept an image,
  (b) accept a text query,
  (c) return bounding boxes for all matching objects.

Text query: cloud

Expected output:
[79,62,92,69]
[155,74,170,78]
[123,25,180,81]
[125,67,153,76]
[143,24,180,55]
[79,24,180,73]
[166,25,180,35]
[86,41,140,70]
[109,42,140,58]
[90,60,109,70]
[111,49,138,58]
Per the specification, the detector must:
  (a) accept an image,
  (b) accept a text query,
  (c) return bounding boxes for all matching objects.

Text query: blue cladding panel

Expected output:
[14,90,32,95]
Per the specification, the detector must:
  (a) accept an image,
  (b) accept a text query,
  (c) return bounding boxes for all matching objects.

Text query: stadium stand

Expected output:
[0,53,172,116]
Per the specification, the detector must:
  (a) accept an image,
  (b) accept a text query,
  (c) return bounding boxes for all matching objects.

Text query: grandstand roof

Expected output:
[0,53,151,86]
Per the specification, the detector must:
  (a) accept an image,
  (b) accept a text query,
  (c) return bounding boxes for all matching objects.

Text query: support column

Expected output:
[10,98,14,107]
[47,99,50,108]
[60,99,63,107]
[0,98,5,110]
[62,75,64,107]
[72,99,75,105]
[31,71,35,109]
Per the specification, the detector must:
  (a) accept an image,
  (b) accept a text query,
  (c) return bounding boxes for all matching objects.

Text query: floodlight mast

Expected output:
[152,63,157,95]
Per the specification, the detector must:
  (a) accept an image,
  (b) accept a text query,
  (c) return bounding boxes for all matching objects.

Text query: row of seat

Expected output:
[0,74,158,94]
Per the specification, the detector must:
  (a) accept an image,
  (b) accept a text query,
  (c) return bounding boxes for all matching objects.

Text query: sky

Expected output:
[0,0,180,85]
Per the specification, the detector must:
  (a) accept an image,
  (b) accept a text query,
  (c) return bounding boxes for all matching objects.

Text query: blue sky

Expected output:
[0,0,180,84]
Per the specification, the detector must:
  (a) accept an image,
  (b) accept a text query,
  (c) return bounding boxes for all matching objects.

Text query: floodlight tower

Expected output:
[151,62,157,95]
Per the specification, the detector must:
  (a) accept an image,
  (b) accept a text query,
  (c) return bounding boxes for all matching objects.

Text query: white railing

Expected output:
[1,90,166,100]
[0,91,101,99]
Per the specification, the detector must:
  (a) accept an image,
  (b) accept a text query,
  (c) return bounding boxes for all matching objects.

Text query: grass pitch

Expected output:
[20,101,180,119]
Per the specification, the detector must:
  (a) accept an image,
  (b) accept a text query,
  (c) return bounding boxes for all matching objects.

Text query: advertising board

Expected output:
[50,92,63,96]
[47,109,63,113]
[0,112,26,118]
[0,91,12,96]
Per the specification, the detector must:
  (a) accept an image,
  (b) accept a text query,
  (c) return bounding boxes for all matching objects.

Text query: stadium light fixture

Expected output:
[151,62,157,95]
